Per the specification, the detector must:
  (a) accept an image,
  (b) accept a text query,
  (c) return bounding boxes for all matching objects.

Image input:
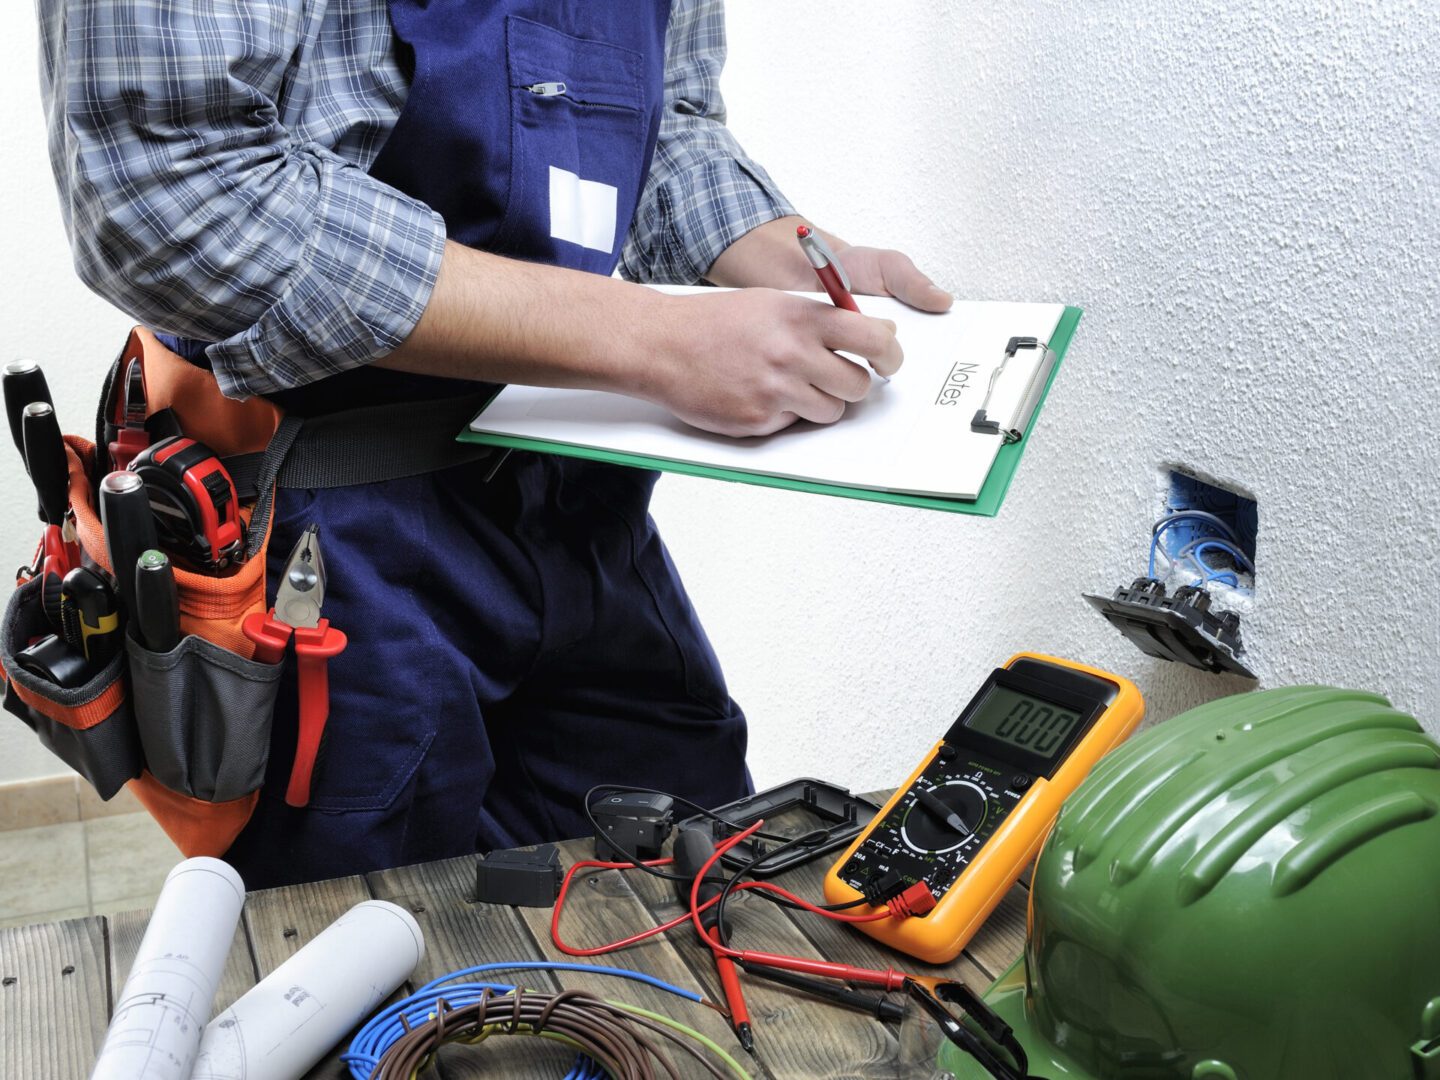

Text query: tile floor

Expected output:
[0,803,178,929]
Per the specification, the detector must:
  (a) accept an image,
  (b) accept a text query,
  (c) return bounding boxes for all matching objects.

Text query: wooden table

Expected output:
[0,793,1028,1079]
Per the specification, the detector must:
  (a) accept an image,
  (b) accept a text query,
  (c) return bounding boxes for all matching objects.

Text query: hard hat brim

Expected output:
[940,959,1101,1080]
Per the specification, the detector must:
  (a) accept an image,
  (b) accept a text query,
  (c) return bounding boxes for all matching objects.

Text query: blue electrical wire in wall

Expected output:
[1149,511,1250,582]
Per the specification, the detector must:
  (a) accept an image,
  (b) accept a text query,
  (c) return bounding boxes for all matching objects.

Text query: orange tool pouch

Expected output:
[1,329,494,858]
[0,329,284,857]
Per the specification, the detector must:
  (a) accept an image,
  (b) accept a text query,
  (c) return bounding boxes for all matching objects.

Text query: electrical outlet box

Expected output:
[1158,469,1258,594]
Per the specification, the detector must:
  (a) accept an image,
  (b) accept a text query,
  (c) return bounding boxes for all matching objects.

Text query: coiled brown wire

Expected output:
[369,986,730,1079]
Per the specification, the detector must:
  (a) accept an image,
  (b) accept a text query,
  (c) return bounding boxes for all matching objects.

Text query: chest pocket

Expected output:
[494,16,649,273]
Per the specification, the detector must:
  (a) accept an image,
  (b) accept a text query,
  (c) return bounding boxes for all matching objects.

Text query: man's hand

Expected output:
[640,288,901,437]
[818,242,955,314]
[706,216,953,314]
[377,227,935,438]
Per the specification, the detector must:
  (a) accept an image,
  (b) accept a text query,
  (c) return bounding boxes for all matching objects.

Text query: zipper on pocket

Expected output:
[519,80,633,112]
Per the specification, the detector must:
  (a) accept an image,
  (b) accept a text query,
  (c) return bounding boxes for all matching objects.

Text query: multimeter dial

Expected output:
[825,654,1144,963]
[899,779,991,854]
[839,752,1024,903]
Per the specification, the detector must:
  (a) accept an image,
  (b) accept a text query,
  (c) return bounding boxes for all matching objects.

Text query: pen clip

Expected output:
[799,228,853,292]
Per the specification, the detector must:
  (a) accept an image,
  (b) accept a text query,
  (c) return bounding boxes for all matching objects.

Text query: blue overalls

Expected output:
[221,0,751,888]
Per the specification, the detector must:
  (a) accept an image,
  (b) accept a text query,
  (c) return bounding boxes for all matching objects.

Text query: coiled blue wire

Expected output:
[343,961,704,1079]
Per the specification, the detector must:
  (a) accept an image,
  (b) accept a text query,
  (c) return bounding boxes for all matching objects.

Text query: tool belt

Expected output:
[0,328,494,857]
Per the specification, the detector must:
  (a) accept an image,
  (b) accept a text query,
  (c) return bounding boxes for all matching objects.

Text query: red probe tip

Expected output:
[796,224,811,238]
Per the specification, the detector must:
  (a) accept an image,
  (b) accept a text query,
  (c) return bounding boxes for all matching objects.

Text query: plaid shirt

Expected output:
[38,0,794,398]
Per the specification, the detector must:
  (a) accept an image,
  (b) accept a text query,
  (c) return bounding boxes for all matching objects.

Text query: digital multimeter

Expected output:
[823,653,1143,963]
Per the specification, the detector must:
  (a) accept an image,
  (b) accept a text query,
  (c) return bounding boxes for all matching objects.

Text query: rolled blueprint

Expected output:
[192,900,425,1080]
[91,857,246,1080]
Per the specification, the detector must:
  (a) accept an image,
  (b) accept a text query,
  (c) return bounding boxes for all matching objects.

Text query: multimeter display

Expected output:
[963,686,1082,764]
[825,655,1144,962]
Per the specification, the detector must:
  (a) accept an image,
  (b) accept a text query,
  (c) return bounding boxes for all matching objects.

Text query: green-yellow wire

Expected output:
[602,998,754,1080]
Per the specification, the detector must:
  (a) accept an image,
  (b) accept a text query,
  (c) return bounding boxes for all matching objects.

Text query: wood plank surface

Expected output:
[243,875,374,976]
[958,885,1028,982]
[5,785,1033,1079]
[0,916,111,1079]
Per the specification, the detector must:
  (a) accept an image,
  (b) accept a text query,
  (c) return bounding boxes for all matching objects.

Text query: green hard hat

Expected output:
[944,686,1440,1080]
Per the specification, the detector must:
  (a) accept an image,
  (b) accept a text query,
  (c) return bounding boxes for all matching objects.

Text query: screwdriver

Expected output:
[135,549,181,651]
[99,471,159,625]
[22,402,69,529]
[3,360,52,470]
[23,402,79,581]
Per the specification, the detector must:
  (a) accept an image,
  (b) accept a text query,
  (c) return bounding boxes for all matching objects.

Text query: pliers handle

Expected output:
[243,609,292,665]
[242,610,348,808]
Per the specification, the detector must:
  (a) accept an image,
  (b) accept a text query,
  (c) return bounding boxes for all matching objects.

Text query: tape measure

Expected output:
[823,653,1143,963]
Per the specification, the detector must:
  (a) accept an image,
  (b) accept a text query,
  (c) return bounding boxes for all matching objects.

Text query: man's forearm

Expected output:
[374,236,906,439]
[376,240,670,397]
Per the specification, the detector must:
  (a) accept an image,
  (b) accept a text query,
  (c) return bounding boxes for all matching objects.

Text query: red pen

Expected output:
[796,224,860,312]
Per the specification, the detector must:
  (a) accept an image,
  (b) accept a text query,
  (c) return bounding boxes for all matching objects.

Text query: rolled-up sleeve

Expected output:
[39,0,446,398]
[619,0,797,285]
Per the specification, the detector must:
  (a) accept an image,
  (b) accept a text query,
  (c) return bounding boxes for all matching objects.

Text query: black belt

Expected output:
[224,392,503,559]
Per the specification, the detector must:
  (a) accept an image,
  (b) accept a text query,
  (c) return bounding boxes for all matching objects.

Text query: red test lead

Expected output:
[796,224,860,312]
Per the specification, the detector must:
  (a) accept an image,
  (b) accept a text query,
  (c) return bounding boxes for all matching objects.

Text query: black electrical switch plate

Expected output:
[1084,578,1255,679]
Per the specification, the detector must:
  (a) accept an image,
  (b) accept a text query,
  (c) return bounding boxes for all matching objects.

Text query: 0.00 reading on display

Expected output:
[965,686,1080,757]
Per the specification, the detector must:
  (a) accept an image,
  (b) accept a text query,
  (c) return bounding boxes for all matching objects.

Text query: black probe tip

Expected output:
[736,1022,754,1055]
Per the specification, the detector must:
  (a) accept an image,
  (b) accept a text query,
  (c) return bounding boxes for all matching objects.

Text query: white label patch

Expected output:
[548,166,618,253]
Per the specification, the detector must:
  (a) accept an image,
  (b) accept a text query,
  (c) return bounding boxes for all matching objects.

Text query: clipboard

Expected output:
[458,303,1082,517]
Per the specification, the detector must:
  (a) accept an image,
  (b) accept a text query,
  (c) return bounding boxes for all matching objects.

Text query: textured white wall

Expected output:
[652,0,1440,793]
[1,3,1435,798]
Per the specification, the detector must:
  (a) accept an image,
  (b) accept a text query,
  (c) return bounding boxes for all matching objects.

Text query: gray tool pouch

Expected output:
[127,631,282,802]
[0,577,143,799]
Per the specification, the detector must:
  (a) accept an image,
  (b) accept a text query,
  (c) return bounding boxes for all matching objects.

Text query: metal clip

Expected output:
[970,336,1056,444]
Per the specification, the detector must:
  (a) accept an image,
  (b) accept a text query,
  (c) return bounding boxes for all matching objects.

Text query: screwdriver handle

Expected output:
[3,360,52,465]
[22,402,70,527]
[135,549,180,652]
[99,471,159,623]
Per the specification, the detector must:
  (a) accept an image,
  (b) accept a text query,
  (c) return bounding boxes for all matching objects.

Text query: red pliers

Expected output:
[242,524,347,808]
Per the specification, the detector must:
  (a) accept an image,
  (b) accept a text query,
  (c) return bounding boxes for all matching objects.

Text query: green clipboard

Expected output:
[459,306,1081,517]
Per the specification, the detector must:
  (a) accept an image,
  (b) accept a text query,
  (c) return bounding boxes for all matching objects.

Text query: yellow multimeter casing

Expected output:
[823,653,1143,963]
